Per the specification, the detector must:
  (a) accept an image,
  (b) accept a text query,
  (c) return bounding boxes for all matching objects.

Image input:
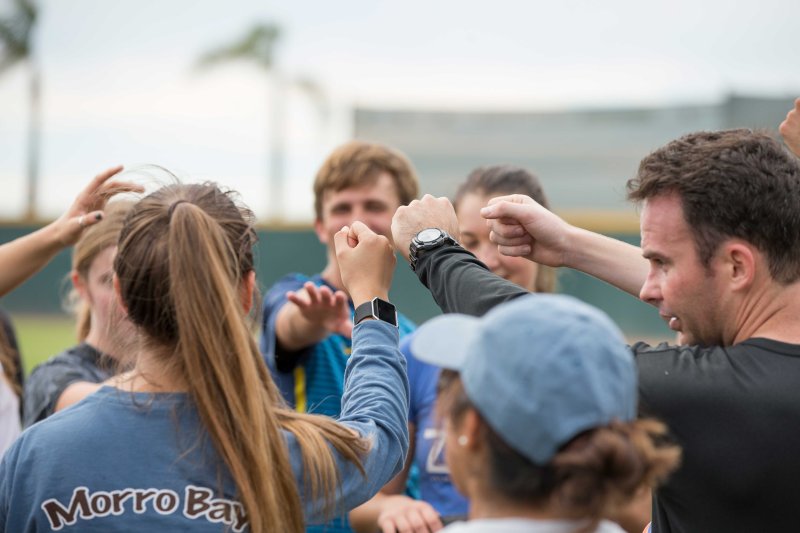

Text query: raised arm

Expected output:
[298,222,409,521]
[779,97,800,157]
[482,194,648,298]
[0,166,142,297]
[392,194,528,316]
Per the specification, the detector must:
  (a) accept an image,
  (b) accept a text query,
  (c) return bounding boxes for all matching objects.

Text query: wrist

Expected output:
[350,290,389,308]
[353,296,398,327]
[38,222,70,255]
[560,224,586,269]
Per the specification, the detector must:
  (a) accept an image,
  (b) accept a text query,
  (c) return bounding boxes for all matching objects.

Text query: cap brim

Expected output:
[411,313,481,370]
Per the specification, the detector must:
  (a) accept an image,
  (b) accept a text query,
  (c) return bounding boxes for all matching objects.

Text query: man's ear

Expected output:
[722,241,757,291]
[313,218,328,245]
[241,270,256,314]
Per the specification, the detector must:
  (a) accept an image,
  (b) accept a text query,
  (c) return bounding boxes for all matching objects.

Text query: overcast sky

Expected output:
[1,0,798,220]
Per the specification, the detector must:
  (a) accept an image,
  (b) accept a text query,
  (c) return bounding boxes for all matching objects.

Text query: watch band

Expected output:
[353,297,399,327]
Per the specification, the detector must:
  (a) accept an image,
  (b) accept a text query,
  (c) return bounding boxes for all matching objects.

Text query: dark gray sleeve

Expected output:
[22,359,96,428]
[414,245,529,316]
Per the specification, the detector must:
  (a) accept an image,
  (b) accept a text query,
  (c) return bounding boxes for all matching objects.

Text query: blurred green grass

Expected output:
[13,314,76,376]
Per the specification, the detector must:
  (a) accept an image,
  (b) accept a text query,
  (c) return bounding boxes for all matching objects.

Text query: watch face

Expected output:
[374,298,399,326]
[417,228,443,243]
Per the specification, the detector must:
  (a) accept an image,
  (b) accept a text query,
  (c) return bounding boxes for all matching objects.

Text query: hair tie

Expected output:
[167,200,190,219]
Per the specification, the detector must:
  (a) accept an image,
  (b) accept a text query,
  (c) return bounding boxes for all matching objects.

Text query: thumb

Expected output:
[338,319,354,339]
[480,200,529,221]
[346,226,358,248]
[348,220,375,240]
[333,225,352,253]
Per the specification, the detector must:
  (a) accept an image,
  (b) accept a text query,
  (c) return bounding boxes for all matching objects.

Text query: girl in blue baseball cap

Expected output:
[414,294,681,533]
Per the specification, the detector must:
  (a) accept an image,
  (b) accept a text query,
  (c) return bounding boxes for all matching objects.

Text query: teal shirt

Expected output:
[261,273,415,418]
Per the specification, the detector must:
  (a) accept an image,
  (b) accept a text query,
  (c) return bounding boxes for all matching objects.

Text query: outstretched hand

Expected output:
[287,281,353,339]
[391,195,460,262]
[779,98,800,157]
[334,221,396,306]
[53,166,144,246]
[480,193,572,267]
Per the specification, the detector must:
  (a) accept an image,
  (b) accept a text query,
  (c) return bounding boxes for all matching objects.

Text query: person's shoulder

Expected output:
[264,273,313,295]
[27,344,103,379]
[261,273,317,316]
[27,345,86,378]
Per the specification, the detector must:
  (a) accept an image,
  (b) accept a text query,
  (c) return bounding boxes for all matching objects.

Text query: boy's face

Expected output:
[314,172,402,251]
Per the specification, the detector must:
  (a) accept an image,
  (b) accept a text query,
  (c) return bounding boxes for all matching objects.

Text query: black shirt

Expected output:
[415,245,800,533]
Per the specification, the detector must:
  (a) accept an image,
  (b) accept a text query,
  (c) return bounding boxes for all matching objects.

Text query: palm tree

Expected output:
[197,23,288,222]
[0,0,40,221]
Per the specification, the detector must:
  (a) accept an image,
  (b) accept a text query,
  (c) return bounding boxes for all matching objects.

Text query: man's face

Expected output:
[639,192,728,346]
[315,172,402,249]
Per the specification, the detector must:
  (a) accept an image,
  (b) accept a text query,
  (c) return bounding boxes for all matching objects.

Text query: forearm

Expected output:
[0,223,64,297]
[416,246,528,316]
[274,302,332,351]
[322,321,409,517]
[562,226,648,298]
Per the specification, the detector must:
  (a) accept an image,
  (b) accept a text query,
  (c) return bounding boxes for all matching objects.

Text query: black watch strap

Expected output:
[353,297,399,327]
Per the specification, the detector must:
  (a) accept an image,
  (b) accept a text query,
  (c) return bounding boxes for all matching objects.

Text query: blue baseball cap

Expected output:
[411,294,637,464]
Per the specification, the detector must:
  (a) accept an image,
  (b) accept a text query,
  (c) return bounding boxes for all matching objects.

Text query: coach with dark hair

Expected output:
[390,122,800,532]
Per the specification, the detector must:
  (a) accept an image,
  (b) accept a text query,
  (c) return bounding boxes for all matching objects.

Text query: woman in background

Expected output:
[23,200,135,427]
[0,181,409,532]
[0,165,141,456]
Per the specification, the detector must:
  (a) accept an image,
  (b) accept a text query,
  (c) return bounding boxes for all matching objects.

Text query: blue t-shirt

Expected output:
[0,321,409,532]
[261,273,416,418]
[403,334,469,519]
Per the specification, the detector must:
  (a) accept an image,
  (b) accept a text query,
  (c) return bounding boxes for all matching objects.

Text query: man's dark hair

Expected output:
[627,129,800,283]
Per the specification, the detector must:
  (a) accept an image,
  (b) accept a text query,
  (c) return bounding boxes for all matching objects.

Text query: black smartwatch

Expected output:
[353,297,398,327]
[409,228,459,272]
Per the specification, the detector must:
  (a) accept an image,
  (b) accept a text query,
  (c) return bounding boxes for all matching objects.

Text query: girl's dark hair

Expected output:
[453,165,555,293]
[454,165,550,211]
[438,375,680,524]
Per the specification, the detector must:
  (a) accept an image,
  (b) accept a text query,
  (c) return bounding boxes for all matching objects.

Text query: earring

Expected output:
[457,435,469,446]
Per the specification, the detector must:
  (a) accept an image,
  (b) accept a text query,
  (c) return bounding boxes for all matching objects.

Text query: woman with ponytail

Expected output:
[0,181,409,532]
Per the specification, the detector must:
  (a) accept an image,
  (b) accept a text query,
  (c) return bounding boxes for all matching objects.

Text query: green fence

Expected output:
[0,225,670,339]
